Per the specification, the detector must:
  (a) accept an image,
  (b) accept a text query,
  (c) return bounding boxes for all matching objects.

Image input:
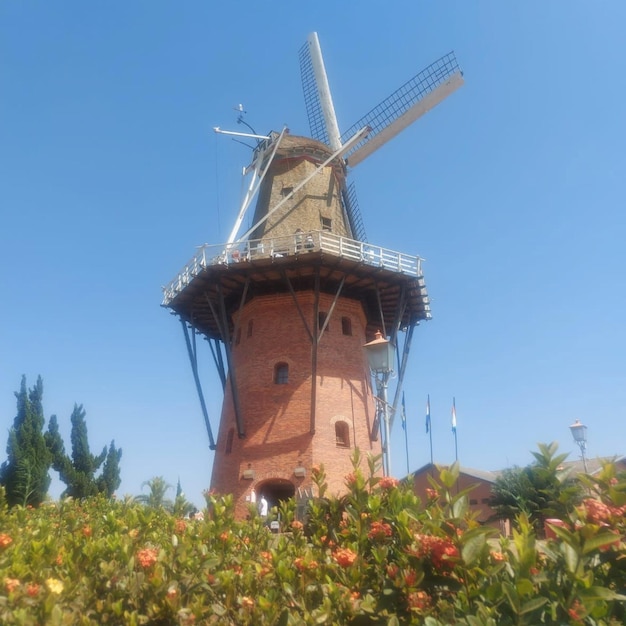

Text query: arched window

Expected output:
[341,316,352,336]
[335,421,350,448]
[274,362,289,384]
[247,319,254,338]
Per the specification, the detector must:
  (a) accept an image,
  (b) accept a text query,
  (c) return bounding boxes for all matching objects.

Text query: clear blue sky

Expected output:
[2,2,625,507]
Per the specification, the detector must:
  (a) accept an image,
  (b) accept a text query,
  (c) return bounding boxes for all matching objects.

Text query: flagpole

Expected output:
[404,421,410,476]
[426,394,433,466]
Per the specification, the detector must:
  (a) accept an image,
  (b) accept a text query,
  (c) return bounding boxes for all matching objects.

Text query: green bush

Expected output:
[0,451,624,625]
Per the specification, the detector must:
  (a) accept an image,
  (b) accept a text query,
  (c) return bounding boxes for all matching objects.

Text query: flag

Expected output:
[425,395,431,433]
[401,392,407,431]
[451,397,457,434]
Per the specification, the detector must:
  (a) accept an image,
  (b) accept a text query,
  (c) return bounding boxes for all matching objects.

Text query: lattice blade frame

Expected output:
[299,40,330,145]
[340,52,463,166]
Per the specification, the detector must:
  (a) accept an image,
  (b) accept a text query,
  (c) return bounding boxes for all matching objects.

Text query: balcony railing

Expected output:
[162,231,423,306]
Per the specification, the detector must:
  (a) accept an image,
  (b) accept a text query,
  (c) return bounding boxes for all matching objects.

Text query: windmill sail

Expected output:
[299,33,342,150]
[341,182,367,242]
[340,51,463,167]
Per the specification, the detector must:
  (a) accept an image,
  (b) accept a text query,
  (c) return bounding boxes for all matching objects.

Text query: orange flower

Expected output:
[378,476,399,490]
[386,564,400,579]
[5,578,20,593]
[368,521,393,541]
[490,551,506,562]
[403,568,418,587]
[408,590,431,611]
[291,520,304,531]
[0,534,13,549]
[219,531,229,541]
[241,596,255,610]
[333,547,357,568]
[26,583,40,597]
[82,525,92,538]
[174,519,187,534]
[136,547,158,569]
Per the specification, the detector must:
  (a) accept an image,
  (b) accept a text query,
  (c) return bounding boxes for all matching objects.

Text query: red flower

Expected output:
[0,534,13,549]
[568,599,585,621]
[175,519,187,534]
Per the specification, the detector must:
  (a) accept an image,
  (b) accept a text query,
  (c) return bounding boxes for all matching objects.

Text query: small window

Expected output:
[281,186,294,196]
[341,316,352,336]
[235,328,241,346]
[335,421,350,448]
[225,428,235,454]
[318,312,328,332]
[247,319,254,338]
[469,498,478,506]
[321,217,332,231]
[274,362,289,384]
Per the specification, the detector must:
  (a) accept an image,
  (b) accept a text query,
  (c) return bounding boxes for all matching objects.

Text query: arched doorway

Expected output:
[257,478,295,511]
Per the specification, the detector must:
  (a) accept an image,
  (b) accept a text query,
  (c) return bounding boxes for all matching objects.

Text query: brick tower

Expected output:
[162,33,462,518]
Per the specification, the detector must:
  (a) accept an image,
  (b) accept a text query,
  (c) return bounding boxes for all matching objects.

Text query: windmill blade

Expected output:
[341,182,367,242]
[299,32,342,150]
[340,51,463,167]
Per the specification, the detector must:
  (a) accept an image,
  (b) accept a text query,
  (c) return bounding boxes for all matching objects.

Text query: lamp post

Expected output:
[364,331,395,476]
[569,419,588,474]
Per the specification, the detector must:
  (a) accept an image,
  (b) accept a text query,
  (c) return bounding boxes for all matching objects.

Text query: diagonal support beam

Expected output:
[181,319,216,450]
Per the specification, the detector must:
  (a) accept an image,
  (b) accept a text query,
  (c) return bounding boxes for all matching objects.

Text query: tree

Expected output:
[173,478,196,517]
[135,476,174,510]
[46,404,122,499]
[97,441,122,498]
[489,441,582,533]
[0,376,52,507]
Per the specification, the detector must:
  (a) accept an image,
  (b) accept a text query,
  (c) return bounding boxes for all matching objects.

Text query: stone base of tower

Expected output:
[209,291,383,519]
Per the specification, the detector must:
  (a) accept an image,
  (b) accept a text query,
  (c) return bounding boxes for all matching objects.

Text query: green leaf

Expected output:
[515,578,534,598]
[582,531,621,555]
[462,533,485,566]
[578,586,626,602]
[519,596,548,614]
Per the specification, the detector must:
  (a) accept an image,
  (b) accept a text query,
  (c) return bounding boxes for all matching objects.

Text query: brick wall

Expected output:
[210,291,383,518]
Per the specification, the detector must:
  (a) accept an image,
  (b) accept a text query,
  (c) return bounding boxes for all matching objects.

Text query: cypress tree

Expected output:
[46,405,122,499]
[97,441,122,497]
[0,376,52,507]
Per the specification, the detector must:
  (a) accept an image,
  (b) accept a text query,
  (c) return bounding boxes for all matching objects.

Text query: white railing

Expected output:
[162,231,423,306]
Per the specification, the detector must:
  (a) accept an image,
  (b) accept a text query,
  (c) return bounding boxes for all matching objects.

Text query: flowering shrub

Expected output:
[0,451,624,624]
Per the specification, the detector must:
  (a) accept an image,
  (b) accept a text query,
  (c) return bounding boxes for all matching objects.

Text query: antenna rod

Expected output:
[306,33,342,151]
[213,127,270,141]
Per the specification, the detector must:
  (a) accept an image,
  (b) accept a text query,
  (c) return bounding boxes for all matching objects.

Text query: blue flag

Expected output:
[451,397,457,434]
[426,395,431,433]
[401,392,407,431]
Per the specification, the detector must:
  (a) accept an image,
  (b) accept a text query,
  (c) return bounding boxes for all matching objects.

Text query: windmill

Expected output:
[163,33,463,517]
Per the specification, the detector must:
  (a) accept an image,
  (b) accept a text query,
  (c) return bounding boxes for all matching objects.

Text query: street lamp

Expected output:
[569,419,589,473]
[364,330,395,476]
